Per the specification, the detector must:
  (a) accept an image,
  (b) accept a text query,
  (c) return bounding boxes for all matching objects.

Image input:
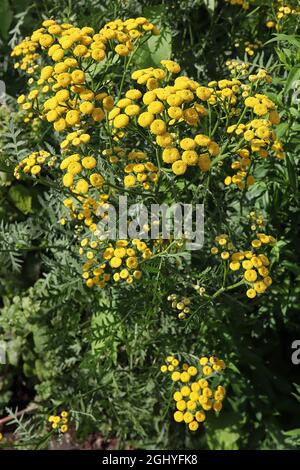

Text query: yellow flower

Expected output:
[150,119,166,135]
[245,96,259,108]
[195,410,206,422]
[196,86,212,100]
[180,138,196,150]
[246,288,256,298]
[115,45,130,56]
[162,147,180,164]
[187,366,198,376]
[75,179,89,194]
[126,89,142,100]
[79,133,90,144]
[194,134,211,146]
[138,112,154,127]
[187,400,197,411]
[202,365,212,376]
[92,49,106,61]
[198,154,211,172]
[67,162,82,175]
[103,96,114,110]
[156,133,173,147]
[171,371,181,381]
[253,103,268,116]
[182,150,198,166]
[74,45,88,57]
[229,261,240,271]
[90,173,104,187]
[66,110,80,125]
[54,118,67,132]
[242,260,253,270]
[174,411,184,422]
[110,257,122,268]
[176,400,187,411]
[71,70,85,84]
[39,34,54,47]
[133,270,142,279]
[126,256,138,269]
[120,269,129,279]
[92,108,105,122]
[125,104,140,116]
[251,239,262,248]
[63,173,74,187]
[188,420,199,431]
[57,72,71,87]
[244,269,258,282]
[208,141,220,156]
[30,164,41,175]
[172,160,187,175]
[181,385,191,396]
[183,411,193,424]
[147,101,164,114]
[213,401,222,412]
[46,110,58,122]
[124,175,136,187]
[80,101,94,115]
[114,114,129,128]
[254,281,267,293]
[199,357,208,366]
[82,156,97,169]
[40,66,53,80]
[180,371,190,382]
[161,59,181,74]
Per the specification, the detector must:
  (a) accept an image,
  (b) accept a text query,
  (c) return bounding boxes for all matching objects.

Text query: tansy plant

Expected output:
[161,355,226,432]
[6,11,290,437]
[11,17,284,293]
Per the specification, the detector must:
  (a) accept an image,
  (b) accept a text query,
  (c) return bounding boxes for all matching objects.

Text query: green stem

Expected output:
[210,279,245,300]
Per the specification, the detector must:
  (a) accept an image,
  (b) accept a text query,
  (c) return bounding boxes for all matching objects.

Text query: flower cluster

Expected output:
[225,0,250,10]
[12,18,284,291]
[161,355,226,431]
[227,61,272,85]
[167,293,191,319]
[225,107,284,189]
[193,284,206,296]
[123,160,158,189]
[48,410,69,433]
[14,150,56,179]
[226,59,250,77]
[244,40,262,57]
[110,65,227,176]
[62,194,109,234]
[248,210,266,231]
[12,17,159,130]
[211,231,275,298]
[60,153,105,194]
[266,1,300,29]
[79,238,145,288]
